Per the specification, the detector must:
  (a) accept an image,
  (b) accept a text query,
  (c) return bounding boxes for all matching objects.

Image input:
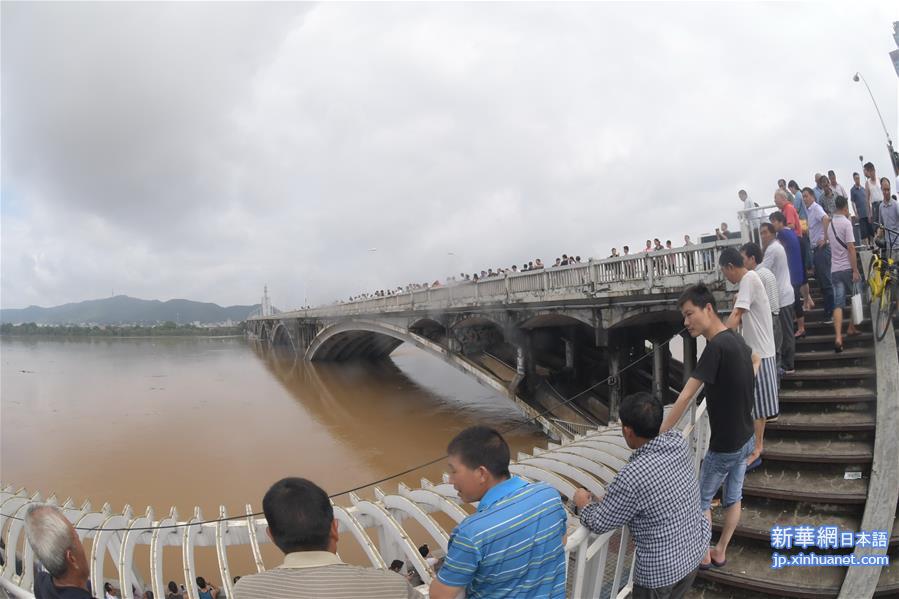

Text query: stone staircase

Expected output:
[692,285,899,598]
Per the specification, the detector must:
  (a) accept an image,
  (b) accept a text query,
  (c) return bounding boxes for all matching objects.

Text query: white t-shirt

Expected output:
[867,178,884,204]
[761,240,795,308]
[735,270,776,359]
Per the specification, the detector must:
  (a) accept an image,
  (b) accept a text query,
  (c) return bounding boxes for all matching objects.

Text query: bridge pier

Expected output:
[608,349,621,423]
[682,331,697,383]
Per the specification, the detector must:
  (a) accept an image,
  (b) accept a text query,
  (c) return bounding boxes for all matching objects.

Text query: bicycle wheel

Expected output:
[875,278,896,341]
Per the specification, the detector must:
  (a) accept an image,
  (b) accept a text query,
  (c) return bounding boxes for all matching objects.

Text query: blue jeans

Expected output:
[699,436,755,510]
[813,244,834,318]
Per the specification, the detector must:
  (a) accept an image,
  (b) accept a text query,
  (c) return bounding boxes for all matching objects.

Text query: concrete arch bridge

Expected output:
[248,239,739,439]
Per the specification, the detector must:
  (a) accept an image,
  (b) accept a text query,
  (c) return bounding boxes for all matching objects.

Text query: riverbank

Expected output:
[0,322,245,337]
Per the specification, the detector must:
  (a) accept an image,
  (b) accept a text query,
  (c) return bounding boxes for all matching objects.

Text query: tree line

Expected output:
[0,321,247,337]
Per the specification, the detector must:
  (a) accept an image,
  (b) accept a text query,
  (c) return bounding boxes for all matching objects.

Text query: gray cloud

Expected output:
[2,1,897,309]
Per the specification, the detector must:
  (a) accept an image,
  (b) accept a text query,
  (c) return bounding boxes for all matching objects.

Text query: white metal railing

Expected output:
[2,398,708,599]
[255,238,742,321]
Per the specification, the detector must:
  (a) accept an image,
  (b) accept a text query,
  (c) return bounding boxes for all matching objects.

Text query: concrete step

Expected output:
[792,348,874,369]
[878,548,899,597]
[796,332,873,351]
[711,498,862,544]
[781,366,876,383]
[742,463,868,504]
[761,435,874,464]
[778,386,875,404]
[696,541,844,598]
[802,320,871,334]
[766,406,875,431]
[794,347,873,361]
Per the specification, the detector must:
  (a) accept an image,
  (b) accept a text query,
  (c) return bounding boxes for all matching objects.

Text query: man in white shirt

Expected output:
[865,161,883,223]
[803,187,835,322]
[758,223,797,374]
[720,247,778,470]
[739,189,762,243]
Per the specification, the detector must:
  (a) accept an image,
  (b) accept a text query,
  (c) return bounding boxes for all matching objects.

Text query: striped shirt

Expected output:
[232,551,419,599]
[580,431,711,588]
[437,477,567,598]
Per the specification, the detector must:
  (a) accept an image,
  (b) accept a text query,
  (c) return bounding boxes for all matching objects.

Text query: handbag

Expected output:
[851,282,864,325]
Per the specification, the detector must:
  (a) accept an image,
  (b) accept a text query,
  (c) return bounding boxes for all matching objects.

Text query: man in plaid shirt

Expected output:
[573,392,709,599]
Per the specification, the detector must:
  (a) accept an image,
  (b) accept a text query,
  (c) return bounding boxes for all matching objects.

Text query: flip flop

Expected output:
[794,331,807,339]
[711,556,727,568]
[698,562,712,571]
[834,343,844,354]
[746,457,762,472]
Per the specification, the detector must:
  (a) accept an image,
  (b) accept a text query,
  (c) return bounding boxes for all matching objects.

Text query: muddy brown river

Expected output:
[0,336,546,586]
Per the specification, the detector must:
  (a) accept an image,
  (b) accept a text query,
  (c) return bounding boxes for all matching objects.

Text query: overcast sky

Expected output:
[2,2,897,310]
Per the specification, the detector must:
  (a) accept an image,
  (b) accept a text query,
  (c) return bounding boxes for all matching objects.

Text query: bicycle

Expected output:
[867,223,899,341]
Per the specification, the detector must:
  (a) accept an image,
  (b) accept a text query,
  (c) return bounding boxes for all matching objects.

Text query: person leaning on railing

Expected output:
[572,392,710,599]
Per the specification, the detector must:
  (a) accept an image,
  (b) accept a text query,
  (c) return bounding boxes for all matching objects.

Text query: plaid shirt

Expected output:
[579,431,711,588]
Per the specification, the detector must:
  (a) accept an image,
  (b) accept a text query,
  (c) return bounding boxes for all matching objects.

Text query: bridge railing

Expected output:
[1,390,708,599]
[264,238,742,320]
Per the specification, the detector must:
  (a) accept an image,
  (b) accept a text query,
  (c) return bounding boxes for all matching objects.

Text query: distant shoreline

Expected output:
[0,333,245,340]
[0,322,246,339]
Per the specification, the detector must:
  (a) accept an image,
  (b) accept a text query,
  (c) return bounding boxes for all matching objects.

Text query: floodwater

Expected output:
[0,336,545,584]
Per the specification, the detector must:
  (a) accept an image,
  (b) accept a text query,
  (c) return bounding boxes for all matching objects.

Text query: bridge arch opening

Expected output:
[270,323,295,351]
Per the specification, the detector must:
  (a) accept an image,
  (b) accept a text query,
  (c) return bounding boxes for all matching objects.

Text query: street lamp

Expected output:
[853,72,892,142]
[853,72,898,177]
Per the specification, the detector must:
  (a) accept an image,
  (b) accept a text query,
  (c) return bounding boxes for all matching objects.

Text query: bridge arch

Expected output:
[270,322,295,351]
[305,320,512,399]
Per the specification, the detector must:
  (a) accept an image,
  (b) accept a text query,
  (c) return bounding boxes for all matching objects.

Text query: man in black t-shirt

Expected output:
[661,284,758,572]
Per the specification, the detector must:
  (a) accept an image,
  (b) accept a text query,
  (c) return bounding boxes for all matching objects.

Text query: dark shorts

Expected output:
[832,269,855,308]
[858,217,874,239]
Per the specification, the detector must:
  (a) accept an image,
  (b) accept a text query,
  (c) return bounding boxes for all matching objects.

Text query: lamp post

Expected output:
[853,72,899,176]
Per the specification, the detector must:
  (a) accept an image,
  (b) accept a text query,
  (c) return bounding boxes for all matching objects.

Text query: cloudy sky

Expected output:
[2,2,897,310]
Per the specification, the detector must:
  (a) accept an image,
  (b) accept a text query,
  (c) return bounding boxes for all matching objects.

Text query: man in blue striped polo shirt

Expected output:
[428,426,567,599]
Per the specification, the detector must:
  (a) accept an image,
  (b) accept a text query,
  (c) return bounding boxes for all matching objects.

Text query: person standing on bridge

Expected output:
[804,187,835,323]
[770,211,809,341]
[573,392,709,599]
[720,247,778,471]
[661,284,758,572]
[758,222,797,374]
[429,426,567,599]
[828,196,861,353]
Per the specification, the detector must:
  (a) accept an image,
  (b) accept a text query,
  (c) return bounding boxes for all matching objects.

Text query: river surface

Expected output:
[0,336,545,584]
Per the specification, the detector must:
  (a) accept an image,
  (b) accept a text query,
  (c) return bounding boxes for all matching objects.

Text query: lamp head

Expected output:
[853,72,860,82]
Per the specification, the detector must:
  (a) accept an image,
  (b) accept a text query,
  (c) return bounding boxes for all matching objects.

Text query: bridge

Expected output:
[247,237,741,439]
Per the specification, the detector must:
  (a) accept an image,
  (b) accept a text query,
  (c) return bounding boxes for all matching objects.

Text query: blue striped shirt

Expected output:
[437,477,567,598]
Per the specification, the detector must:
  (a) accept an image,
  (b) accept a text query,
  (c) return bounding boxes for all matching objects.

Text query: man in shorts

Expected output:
[662,284,758,571]
[720,248,777,471]
[828,196,860,352]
